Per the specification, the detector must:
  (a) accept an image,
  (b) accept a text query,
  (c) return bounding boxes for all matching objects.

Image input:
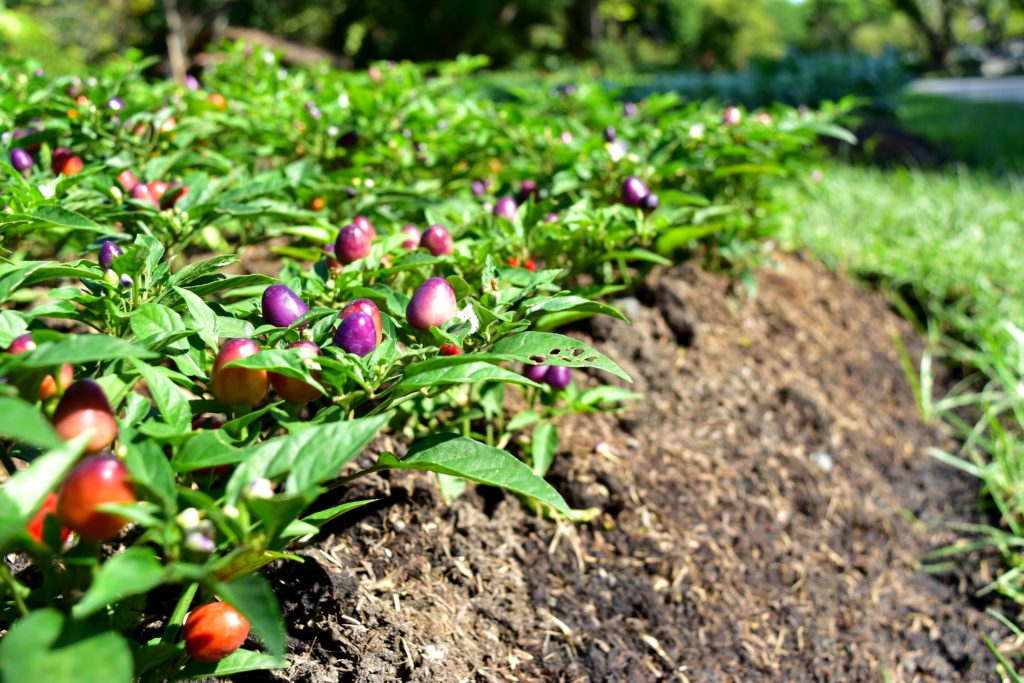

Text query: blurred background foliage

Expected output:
[1,0,1022,77]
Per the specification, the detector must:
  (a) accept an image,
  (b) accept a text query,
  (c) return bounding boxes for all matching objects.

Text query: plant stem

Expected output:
[327,463,387,491]
[0,563,29,617]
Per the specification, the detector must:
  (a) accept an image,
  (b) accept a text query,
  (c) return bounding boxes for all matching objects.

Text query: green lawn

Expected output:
[782,95,1024,674]
[898,93,1024,175]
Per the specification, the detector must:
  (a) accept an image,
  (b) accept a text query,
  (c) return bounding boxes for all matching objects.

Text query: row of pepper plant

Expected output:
[0,44,850,682]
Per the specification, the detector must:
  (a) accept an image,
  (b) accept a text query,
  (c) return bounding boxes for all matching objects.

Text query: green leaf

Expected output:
[13,335,156,367]
[0,261,98,304]
[437,473,467,503]
[0,433,90,550]
[506,410,541,431]
[123,427,178,511]
[184,274,276,298]
[174,649,288,681]
[655,224,722,252]
[225,414,391,501]
[247,492,318,541]
[605,248,673,265]
[172,431,239,474]
[531,422,558,477]
[0,610,133,683]
[378,434,570,516]
[130,303,191,351]
[299,498,377,527]
[577,386,645,406]
[173,287,220,348]
[214,574,287,658]
[131,360,191,431]
[490,332,631,382]
[170,255,238,287]
[524,295,628,322]
[223,349,326,395]
[0,310,29,347]
[26,206,108,233]
[0,396,61,448]
[390,360,540,397]
[72,548,167,619]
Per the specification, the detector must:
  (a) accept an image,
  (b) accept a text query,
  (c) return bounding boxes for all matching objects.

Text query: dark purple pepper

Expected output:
[262,284,309,327]
[10,148,33,172]
[523,364,549,382]
[604,126,617,142]
[98,241,122,269]
[493,196,517,220]
[119,274,134,289]
[333,311,377,357]
[621,176,650,207]
[406,277,458,330]
[338,131,360,149]
[545,366,572,390]
[640,193,659,211]
[420,224,454,256]
[335,223,373,263]
[517,180,538,204]
[471,179,487,197]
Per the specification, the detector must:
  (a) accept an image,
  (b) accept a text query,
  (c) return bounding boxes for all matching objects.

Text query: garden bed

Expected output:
[240,254,996,682]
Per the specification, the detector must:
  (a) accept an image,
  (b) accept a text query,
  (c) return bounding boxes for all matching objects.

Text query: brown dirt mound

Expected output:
[238,253,999,683]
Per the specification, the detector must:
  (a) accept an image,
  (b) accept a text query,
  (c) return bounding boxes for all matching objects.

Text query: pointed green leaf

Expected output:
[378,434,570,516]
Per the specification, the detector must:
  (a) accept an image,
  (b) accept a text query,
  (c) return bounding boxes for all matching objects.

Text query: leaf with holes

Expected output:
[490,332,631,382]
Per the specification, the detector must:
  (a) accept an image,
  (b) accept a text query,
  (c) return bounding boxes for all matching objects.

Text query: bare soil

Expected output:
[236,253,1001,682]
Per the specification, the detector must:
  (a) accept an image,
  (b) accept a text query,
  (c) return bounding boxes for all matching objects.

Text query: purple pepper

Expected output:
[493,196,517,220]
[335,223,373,263]
[523,364,549,382]
[333,311,378,357]
[471,179,487,197]
[545,366,572,390]
[119,274,134,289]
[517,180,538,203]
[262,284,309,327]
[184,74,201,91]
[419,224,454,256]
[338,131,359,149]
[623,102,638,117]
[604,126,617,142]
[99,241,122,269]
[621,176,650,207]
[10,148,33,172]
[400,224,421,249]
[107,97,125,112]
[640,193,659,211]
[406,277,458,330]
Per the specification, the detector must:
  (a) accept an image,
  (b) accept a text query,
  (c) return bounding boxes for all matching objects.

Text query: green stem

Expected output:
[0,563,29,617]
[327,463,387,491]
[160,582,198,644]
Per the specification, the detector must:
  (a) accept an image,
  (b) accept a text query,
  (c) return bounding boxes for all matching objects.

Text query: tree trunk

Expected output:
[164,0,189,83]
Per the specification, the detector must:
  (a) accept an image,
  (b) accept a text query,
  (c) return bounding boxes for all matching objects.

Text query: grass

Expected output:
[898,93,1024,175]
[781,93,1024,674]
